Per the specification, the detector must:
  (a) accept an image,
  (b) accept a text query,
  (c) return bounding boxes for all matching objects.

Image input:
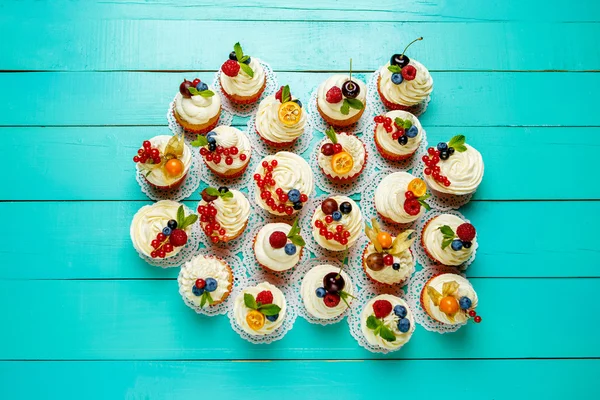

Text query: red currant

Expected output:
[133,156,140,162]
[428,147,436,155]
[424,168,432,175]
[474,316,482,323]
[276,188,283,195]
[334,232,342,242]
[319,227,327,236]
[325,231,334,240]
[260,191,269,200]
[340,237,348,245]
[384,117,392,126]
[405,191,414,199]
[392,133,400,140]
[468,310,477,317]
[151,240,159,248]
[239,154,247,161]
[280,194,288,203]
[262,161,269,168]
[230,147,239,155]
[333,143,343,154]
[151,251,157,258]
[336,225,344,233]
[374,115,384,123]
[143,141,151,149]
[200,148,208,156]
[271,160,278,167]
[432,172,440,180]
[219,228,226,236]
[200,215,208,223]
[225,156,233,165]
[300,194,308,202]
[158,250,166,258]
[385,125,393,133]
[211,236,220,244]
[215,146,224,155]
[206,154,213,162]
[383,254,394,265]
[195,279,206,289]
[266,198,275,207]
[285,207,293,215]
[277,204,285,213]
[343,230,351,238]
[164,243,173,253]
[433,166,440,173]
[325,215,333,224]
[421,155,429,162]
[253,174,261,181]
[157,233,166,241]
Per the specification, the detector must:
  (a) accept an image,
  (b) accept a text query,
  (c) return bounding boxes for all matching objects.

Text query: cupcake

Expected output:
[255,85,306,147]
[372,110,423,161]
[422,135,484,198]
[219,42,266,104]
[375,172,431,224]
[362,219,416,285]
[316,59,366,127]
[311,196,362,251]
[132,134,191,189]
[421,214,478,267]
[421,273,482,325]
[178,255,233,309]
[253,152,314,216]
[317,127,367,182]
[233,282,287,336]
[361,295,415,351]
[197,186,250,244]
[173,78,221,134]
[130,200,197,259]
[301,264,354,320]
[377,37,433,115]
[191,126,251,178]
[253,219,305,272]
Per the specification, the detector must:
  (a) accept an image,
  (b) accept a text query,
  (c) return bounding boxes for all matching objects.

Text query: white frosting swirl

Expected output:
[424,144,484,195]
[137,135,192,187]
[254,223,303,271]
[256,94,306,143]
[300,265,354,320]
[198,189,250,239]
[363,241,414,284]
[220,58,266,97]
[317,133,366,179]
[360,295,415,350]
[203,126,251,174]
[422,273,478,325]
[130,200,192,258]
[311,196,362,251]
[317,74,367,120]
[254,152,314,216]
[374,110,423,156]
[375,172,425,223]
[233,282,287,336]
[379,60,433,106]
[174,89,221,124]
[422,214,478,266]
[179,255,232,306]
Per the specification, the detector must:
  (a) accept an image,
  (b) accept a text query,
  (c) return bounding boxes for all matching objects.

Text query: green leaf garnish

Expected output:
[287,218,305,247]
[340,100,350,115]
[346,98,364,110]
[244,293,258,309]
[417,194,431,211]
[366,315,380,330]
[221,191,233,199]
[206,187,220,197]
[324,127,338,144]
[448,135,467,152]
[339,290,355,308]
[281,85,291,103]
[441,237,454,250]
[233,42,244,61]
[240,55,250,63]
[188,87,215,97]
[379,325,397,342]
[387,65,402,74]
[258,303,281,316]
[438,225,456,249]
[394,117,413,130]
[200,291,214,308]
[289,235,305,247]
[190,134,208,147]
[239,62,254,78]
[176,205,185,227]
[179,214,199,230]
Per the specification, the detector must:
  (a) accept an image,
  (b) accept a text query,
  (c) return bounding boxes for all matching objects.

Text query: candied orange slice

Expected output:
[408,178,427,197]
[278,101,302,126]
[331,151,354,174]
[246,310,265,331]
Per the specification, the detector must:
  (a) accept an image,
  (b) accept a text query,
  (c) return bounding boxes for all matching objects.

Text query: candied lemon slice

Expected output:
[408,178,427,197]
[331,151,354,174]
[246,310,265,331]
[278,101,302,126]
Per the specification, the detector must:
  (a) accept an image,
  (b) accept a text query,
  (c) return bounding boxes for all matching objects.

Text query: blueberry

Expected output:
[266,313,279,322]
[392,262,400,271]
[205,278,218,292]
[293,201,303,210]
[292,99,303,108]
[242,56,251,65]
[332,210,342,221]
[448,147,455,155]
[287,189,301,203]
[162,227,172,236]
[207,132,217,144]
[393,305,407,318]
[397,318,411,333]
[228,51,237,61]
[439,150,449,160]
[196,82,209,92]
[391,73,403,85]
[339,201,352,214]
[315,287,326,298]
[284,243,297,256]
[398,135,408,145]
[167,219,178,229]
[208,143,217,152]
[459,296,472,310]
[218,186,229,194]
[437,142,448,151]
[406,125,418,138]
[192,285,204,296]
[451,239,463,251]
[463,241,472,249]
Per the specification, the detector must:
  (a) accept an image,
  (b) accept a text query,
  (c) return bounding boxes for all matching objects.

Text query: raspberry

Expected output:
[269,231,287,249]
[325,86,343,104]
[221,60,240,77]
[403,199,421,216]
[401,65,417,81]
[457,223,476,241]
[169,229,188,247]
[323,293,341,308]
[373,299,393,318]
[256,290,273,305]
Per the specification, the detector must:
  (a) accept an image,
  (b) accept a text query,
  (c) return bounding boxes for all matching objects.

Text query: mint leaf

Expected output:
[176,206,185,227]
[205,291,213,305]
[221,191,233,199]
[180,214,198,230]
[402,119,413,129]
[239,62,254,78]
[190,134,208,147]
[441,237,454,250]
[448,135,466,148]
[418,199,431,211]
[258,303,281,316]
[200,292,207,308]
[454,144,467,152]
[394,117,404,128]
[439,225,454,237]
[288,219,300,238]
[366,315,380,330]
[387,65,402,74]
[281,85,291,103]
[244,293,257,310]
[233,42,243,61]
[379,325,397,342]
[199,90,214,98]
[240,55,249,63]
[188,87,200,96]
[324,127,338,144]
[340,100,350,115]
[206,187,220,197]
[346,98,363,110]
[289,235,305,247]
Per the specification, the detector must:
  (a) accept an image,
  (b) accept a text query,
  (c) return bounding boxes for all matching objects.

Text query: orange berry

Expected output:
[245,310,265,331]
[377,231,392,249]
[408,178,427,197]
[439,296,459,316]
[165,158,184,177]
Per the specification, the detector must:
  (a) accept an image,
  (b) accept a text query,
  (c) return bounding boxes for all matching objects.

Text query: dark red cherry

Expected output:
[341,80,360,99]
[201,188,218,203]
[321,198,339,215]
[179,80,194,98]
[321,143,334,156]
[366,253,385,271]
[323,272,345,293]
[390,54,410,68]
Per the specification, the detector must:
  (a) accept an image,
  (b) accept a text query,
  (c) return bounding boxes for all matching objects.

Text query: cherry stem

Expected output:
[401,37,423,59]
[349,58,353,81]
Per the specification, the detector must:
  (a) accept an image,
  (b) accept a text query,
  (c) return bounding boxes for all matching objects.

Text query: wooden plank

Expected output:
[0,360,598,399]
[0,278,598,360]
[0,19,598,71]
[2,126,599,201]
[0,72,598,127]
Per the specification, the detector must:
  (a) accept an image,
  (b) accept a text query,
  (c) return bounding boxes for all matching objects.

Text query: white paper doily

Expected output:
[199,144,258,192]
[413,209,478,271]
[167,95,234,140]
[133,203,202,268]
[306,85,373,135]
[366,69,431,117]
[178,249,250,317]
[412,159,475,210]
[136,149,202,202]
[246,113,315,157]
[212,59,278,117]
[347,285,416,354]
[405,265,468,333]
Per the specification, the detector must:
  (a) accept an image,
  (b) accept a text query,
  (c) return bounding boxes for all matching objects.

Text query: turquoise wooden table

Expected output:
[1,1,599,398]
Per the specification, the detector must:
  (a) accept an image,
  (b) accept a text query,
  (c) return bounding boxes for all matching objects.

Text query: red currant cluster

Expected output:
[133,140,161,164]
[373,116,395,133]
[314,219,352,246]
[254,160,309,215]
[422,147,451,187]
[149,220,188,259]
[200,145,246,166]
[468,309,482,323]
[197,204,226,244]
